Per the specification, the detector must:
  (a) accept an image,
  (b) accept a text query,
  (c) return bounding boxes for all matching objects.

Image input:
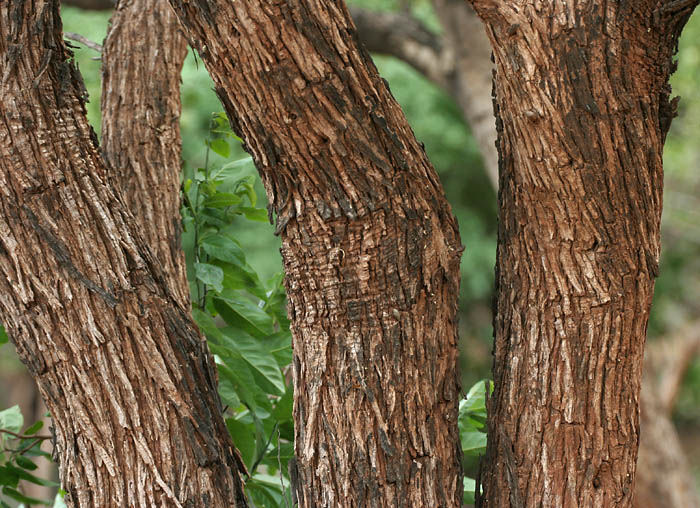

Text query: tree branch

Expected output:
[348,6,451,91]
[646,319,700,413]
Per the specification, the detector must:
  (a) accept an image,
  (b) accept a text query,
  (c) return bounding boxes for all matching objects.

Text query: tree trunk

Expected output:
[167,1,464,506]
[101,0,190,307]
[0,2,247,506]
[468,1,698,506]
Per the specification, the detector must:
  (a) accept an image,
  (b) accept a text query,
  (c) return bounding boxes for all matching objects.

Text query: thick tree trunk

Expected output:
[101,0,190,307]
[468,1,698,506]
[0,2,247,506]
[167,1,464,506]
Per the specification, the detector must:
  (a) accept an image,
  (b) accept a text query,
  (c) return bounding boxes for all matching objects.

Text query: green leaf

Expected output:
[241,207,269,222]
[208,138,230,158]
[0,465,19,488]
[461,430,487,455]
[220,330,286,395]
[226,418,256,470]
[7,463,58,487]
[3,486,51,506]
[0,406,23,434]
[0,326,8,346]
[218,375,242,410]
[23,420,43,436]
[217,362,272,419]
[15,455,37,471]
[214,297,274,337]
[194,263,224,293]
[463,477,476,505]
[203,192,242,209]
[272,386,293,423]
[201,236,246,266]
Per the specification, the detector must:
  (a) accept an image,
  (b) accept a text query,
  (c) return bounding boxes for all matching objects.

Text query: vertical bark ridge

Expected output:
[101,0,190,308]
[167,1,464,506]
[0,2,247,506]
[468,1,698,506]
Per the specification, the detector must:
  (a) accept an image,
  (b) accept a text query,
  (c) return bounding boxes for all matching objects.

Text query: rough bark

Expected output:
[0,2,247,506]
[101,0,190,307]
[167,1,464,506]
[467,1,698,506]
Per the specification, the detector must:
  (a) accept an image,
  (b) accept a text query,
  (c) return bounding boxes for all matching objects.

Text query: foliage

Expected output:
[459,380,492,504]
[181,113,294,505]
[0,406,63,507]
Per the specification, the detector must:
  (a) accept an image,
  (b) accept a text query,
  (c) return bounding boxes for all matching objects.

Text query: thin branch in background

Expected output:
[64,32,103,53]
[278,427,290,508]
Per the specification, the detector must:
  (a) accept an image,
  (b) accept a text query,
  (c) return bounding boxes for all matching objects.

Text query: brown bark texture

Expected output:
[167,1,464,506]
[468,1,698,506]
[101,0,190,308]
[0,2,247,506]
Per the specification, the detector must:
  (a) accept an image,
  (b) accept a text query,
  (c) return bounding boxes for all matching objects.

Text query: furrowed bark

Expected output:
[101,0,190,308]
[0,2,247,506]
[468,1,698,506]
[167,1,464,506]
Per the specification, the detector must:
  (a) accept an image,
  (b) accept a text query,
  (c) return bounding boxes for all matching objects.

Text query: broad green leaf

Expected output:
[241,207,269,222]
[218,375,242,410]
[7,463,58,487]
[0,465,19,488]
[15,455,37,471]
[0,406,23,434]
[215,157,254,182]
[194,263,224,293]
[191,308,225,344]
[0,326,7,346]
[225,418,256,470]
[461,430,487,455]
[208,138,230,158]
[203,192,242,209]
[272,386,293,423]
[3,486,51,506]
[219,330,285,395]
[463,477,476,505]
[23,420,43,436]
[214,297,274,337]
[217,362,272,419]
[201,236,246,266]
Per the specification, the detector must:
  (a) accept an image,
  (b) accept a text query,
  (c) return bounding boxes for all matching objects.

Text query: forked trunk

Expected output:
[168,1,464,505]
[468,1,698,506]
[0,3,247,505]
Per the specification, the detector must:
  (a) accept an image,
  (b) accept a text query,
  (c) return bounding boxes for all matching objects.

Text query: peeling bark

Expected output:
[468,1,698,506]
[167,1,464,506]
[101,0,190,308]
[0,2,247,506]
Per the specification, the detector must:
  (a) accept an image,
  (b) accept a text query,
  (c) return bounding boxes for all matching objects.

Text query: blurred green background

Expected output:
[1,0,699,492]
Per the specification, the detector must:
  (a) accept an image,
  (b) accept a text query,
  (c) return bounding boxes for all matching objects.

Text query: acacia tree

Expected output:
[60,1,700,506]
[3,1,700,508]
[2,0,463,506]
[0,2,247,505]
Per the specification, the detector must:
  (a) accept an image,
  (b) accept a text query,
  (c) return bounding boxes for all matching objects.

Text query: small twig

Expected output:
[64,32,103,53]
[0,428,52,441]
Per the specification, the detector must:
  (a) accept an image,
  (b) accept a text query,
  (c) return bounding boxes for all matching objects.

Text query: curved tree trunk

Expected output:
[101,0,190,307]
[468,1,698,506]
[0,2,247,506]
[167,1,464,506]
